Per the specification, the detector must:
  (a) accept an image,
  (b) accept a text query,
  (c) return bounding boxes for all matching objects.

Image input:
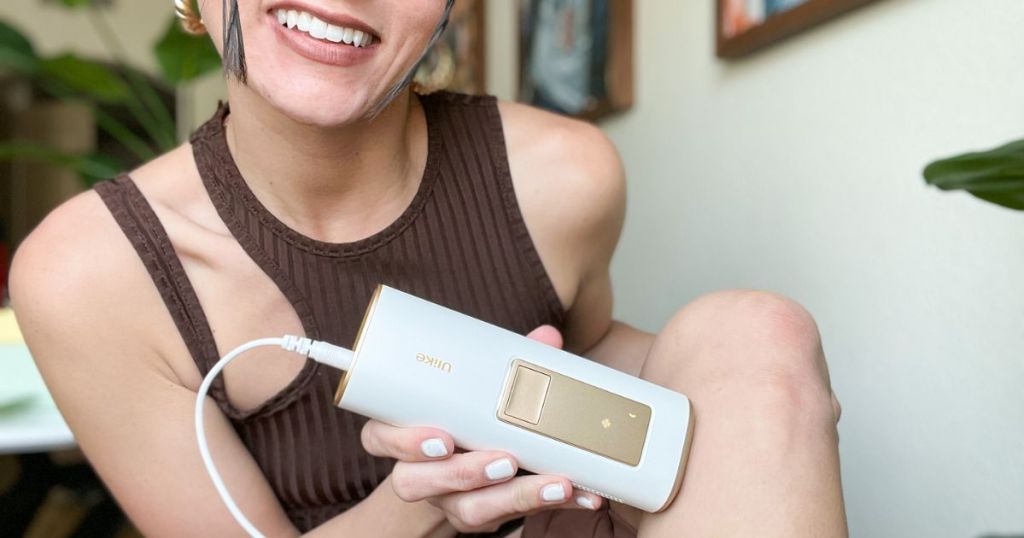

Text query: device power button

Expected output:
[503,366,551,424]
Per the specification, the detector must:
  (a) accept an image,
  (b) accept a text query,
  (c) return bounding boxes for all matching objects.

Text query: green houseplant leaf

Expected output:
[154,16,221,84]
[0,8,217,187]
[58,0,97,7]
[923,139,1024,211]
[40,53,132,103]
[0,140,123,184]
[0,20,40,75]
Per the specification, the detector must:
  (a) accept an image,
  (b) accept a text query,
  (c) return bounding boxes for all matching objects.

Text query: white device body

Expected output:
[334,286,693,512]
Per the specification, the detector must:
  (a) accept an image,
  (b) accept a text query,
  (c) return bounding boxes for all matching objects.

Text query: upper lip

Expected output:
[267,2,381,40]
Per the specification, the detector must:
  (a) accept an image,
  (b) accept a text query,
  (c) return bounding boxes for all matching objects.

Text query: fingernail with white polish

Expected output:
[420,438,448,458]
[575,495,595,509]
[542,483,566,502]
[485,458,514,480]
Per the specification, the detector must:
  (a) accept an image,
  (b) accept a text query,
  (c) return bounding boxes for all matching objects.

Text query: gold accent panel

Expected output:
[497,359,651,466]
[334,285,384,406]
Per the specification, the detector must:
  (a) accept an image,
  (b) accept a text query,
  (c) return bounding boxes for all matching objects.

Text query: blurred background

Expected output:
[0,0,1022,536]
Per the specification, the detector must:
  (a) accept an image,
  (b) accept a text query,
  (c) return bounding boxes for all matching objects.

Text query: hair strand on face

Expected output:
[223,0,248,82]
[366,0,455,119]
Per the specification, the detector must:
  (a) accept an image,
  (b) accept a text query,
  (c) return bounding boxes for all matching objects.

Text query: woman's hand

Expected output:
[360,325,603,534]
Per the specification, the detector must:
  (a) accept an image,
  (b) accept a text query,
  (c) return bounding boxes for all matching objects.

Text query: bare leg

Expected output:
[613,290,847,537]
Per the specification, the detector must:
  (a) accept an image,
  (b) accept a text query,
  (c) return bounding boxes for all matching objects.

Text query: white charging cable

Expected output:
[194,335,353,538]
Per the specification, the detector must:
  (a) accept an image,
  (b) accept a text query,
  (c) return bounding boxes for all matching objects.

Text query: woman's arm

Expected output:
[10,192,449,537]
[497,100,634,360]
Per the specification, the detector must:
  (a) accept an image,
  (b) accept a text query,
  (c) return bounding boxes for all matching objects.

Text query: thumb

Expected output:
[525,325,563,349]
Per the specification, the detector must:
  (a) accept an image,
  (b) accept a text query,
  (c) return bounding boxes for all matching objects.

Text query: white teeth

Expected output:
[325,24,344,43]
[297,12,312,31]
[309,17,327,39]
[275,8,373,47]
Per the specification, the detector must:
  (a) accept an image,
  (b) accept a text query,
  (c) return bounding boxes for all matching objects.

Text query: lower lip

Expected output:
[269,13,378,67]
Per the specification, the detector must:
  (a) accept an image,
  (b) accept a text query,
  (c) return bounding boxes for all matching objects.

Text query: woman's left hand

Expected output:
[360,325,603,534]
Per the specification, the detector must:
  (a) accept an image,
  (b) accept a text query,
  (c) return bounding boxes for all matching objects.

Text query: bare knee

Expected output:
[644,290,836,423]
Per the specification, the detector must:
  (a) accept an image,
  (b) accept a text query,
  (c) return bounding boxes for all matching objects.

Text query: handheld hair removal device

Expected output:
[335,285,694,512]
[196,285,695,536]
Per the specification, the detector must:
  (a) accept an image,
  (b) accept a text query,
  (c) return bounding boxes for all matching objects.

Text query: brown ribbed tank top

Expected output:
[93,92,575,535]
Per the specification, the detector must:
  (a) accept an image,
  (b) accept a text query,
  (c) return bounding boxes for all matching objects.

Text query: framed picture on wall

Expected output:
[518,0,633,121]
[717,0,878,58]
[414,0,486,94]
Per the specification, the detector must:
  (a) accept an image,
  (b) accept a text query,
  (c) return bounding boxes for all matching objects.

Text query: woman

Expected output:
[10,1,848,536]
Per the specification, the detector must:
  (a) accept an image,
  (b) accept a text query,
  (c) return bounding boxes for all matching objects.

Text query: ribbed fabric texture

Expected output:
[95,92,571,535]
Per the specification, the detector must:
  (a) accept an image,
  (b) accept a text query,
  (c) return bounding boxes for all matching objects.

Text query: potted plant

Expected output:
[0,0,221,185]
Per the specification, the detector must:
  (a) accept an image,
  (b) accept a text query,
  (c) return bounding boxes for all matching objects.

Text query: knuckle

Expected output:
[396,436,417,459]
[360,422,380,454]
[389,468,417,502]
[452,461,481,491]
[434,499,466,530]
[452,497,488,529]
[476,522,501,534]
[512,482,538,513]
[445,508,471,531]
[449,518,475,534]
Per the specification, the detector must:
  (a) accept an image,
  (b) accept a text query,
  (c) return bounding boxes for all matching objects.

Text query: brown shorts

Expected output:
[521,504,638,538]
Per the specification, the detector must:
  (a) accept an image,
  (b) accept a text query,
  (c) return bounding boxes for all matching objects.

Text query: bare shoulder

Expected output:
[11,191,151,357]
[9,145,199,377]
[498,100,625,212]
[496,100,626,307]
[12,188,130,306]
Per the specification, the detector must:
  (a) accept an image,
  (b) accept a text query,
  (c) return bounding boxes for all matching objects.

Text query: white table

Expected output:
[0,343,75,454]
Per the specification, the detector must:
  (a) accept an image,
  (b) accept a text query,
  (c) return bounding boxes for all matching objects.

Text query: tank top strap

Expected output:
[93,176,231,407]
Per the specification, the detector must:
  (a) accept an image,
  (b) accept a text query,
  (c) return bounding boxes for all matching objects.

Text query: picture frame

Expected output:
[717,0,878,59]
[415,0,487,95]
[518,0,634,121]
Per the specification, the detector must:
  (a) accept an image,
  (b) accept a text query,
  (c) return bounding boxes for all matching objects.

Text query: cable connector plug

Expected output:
[197,335,355,537]
[281,335,354,371]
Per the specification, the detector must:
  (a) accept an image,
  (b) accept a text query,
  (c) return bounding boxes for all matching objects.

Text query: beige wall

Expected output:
[491,1,1024,536]
[3,0,169,71]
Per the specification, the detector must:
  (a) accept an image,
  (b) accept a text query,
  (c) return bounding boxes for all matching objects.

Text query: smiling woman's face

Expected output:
[199,0,446,126]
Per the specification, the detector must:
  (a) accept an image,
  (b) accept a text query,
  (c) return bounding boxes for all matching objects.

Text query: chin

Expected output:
[248,71,382,127]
